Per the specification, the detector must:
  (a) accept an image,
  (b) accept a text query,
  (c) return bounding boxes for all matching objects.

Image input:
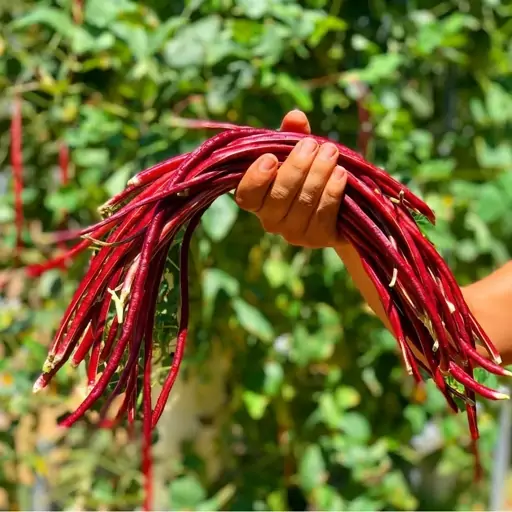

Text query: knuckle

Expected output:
[315,202,335,222]
[315,198,337,221]
[286,145,315,171]
[324,183,343,201]
[297,190,318,209]
[278,157,300,176]
[268,185,290,202]
[287,158,309,175]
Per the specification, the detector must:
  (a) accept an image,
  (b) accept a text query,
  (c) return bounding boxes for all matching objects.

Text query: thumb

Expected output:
[280,109,311,134]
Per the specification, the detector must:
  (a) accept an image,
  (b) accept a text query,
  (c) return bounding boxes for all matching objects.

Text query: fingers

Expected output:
[235,154,278,212]
[280,109,311,134]
[256,137,319,229]
[279,142,339,242]
[237,132,347,249]
[304,166,347,246]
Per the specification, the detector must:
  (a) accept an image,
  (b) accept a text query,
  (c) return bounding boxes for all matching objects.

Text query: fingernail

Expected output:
[319,143,338,160]
[333,165,346,180]
[259,155,276,172]
[297,137,318,156]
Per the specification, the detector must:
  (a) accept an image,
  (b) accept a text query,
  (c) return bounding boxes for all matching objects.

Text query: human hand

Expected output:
[235,110,348,249]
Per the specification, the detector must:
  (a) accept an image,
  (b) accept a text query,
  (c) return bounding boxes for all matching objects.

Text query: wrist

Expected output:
[332,237,350,252]
[461,270,512,367]
[461,284,475,314]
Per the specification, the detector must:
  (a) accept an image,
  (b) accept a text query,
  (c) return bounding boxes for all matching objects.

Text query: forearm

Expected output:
[462,262,512,366]
[334,241,394,332]
[335,242,512,366]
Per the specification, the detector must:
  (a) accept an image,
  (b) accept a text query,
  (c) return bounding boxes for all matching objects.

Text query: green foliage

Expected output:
[1,0,511,510]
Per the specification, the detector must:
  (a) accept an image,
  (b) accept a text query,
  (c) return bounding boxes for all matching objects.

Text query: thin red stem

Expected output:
[11,94,24,260]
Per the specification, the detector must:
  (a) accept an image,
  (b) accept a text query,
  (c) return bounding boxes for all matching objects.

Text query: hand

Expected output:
[235,110,348,249]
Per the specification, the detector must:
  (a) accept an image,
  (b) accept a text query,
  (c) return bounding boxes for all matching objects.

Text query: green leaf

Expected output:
[315,486,345,511]
[275,73,313,111]
[37,270,62,299]
[12,7,96,54]
[202,268,239,321]
[465,212,495,252]
[263,258,290,288]
[242,390,269,420]
[474,183,508,223]
[12,7,73,35]
[201,195,239,242]
[340,412,371,442]
[347,497,384,511]
[316,303,342,330]
[253,24,288,63]
[112,23,150,60]
[104,164,134,198]
[92,480,115,504]
[450,180,478,202]
[475,138,512,169]
[263,361,284,396]
[299,445,326,493]
[470,97,488,125]
[148,17,185,54]
[497,170,512,201]
[73,148,110,169]
[404,405,427,434]
[485,82,512,125]
[0,203,14,223]
[335,386,361,410]
[380,471,418,510]
[232,298,274,342]
[416,159,456,181]
[169,475,207,511]
[45,188,87,213]
[206,75,236,114]
[318,392,342,428]
[22,337,47,361]
[85,0,135,28]
[291,324,336,366]
[234,0,271,19]
[309,15,347,47]
[196,485,236,511]
[322,247,344,281]
[402,86,433,118]
[473,367,499,391]
[350,53,404,84]
[164,16,223,69]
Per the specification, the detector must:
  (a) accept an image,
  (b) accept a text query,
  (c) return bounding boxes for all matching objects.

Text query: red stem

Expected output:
[11,94,24,260]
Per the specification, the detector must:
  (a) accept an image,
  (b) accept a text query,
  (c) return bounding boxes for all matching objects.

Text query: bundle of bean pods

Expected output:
[25,121,510,508]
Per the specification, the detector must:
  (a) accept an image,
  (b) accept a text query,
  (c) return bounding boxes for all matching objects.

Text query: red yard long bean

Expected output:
[11,94,24,259]
[57,142,71,259]
[26,120,510,509]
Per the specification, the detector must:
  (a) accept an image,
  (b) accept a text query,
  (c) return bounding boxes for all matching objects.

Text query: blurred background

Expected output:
[1,0,512,510]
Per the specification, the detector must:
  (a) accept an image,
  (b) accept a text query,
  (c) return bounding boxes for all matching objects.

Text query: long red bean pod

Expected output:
[57,142,71,259]
[11,94,24,259]
[26,120,510,508]
[73,0,83,24]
